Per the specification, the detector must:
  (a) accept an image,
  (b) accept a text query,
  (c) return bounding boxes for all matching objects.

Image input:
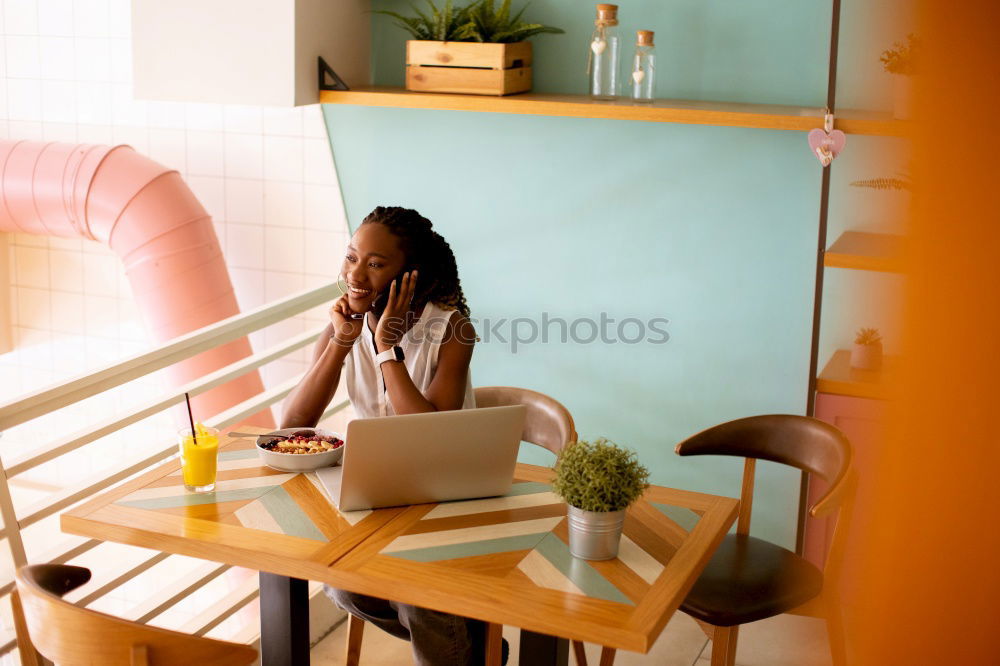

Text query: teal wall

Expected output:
[323,0,911,549]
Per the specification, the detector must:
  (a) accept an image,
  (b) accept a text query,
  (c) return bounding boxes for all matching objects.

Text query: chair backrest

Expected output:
[674,414,853,520]
[14,564,258,666]
[474,386,577,456]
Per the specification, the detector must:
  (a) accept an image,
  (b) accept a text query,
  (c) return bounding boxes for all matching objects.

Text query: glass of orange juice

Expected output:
[178,424,219,492]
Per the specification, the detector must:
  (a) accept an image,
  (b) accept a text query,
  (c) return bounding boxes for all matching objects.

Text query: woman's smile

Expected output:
[347,282,374,298]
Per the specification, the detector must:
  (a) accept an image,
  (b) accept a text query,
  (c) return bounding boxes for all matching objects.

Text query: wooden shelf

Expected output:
[320,87,906,136]
[833,109,910,137]
[817,349,896,400]
[824,231,905,273]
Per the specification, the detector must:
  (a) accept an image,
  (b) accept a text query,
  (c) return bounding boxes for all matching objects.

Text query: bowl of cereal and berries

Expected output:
[256,428,345,472]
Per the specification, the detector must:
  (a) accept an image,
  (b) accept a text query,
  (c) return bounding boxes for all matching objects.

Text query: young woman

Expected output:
[281,206,494,666]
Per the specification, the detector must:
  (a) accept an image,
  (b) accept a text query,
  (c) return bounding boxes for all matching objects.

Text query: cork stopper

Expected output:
[637,30,654,46]
[596,4,619,24]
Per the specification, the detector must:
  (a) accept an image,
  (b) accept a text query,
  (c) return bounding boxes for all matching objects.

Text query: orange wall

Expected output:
[848,1,1000,663]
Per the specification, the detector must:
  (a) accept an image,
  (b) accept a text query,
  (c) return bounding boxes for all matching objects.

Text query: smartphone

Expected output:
[372,267,416,317]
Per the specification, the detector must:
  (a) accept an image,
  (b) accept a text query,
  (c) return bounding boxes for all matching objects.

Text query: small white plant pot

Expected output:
[851,342,883,371]
[892,76,913,120]
[566,505,626,560]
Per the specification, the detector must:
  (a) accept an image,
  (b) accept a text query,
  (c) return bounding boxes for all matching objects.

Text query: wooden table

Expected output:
[62,430,738,665]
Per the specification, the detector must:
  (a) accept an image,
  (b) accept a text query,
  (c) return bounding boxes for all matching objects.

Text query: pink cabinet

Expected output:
[804,392,887,569]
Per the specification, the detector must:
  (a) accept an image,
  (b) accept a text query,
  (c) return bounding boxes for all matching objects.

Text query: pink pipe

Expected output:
[0,140,273,427]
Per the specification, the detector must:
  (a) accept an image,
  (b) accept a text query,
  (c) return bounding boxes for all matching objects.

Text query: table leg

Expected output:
[519,629,569,666]
[259,573,310,666]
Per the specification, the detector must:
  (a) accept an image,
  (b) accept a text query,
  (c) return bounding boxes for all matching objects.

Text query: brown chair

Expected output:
[577,415,853,666]
[674,414,853,666]
[13,564,258,666]
[343,386,577,666]
[473,386,577,456]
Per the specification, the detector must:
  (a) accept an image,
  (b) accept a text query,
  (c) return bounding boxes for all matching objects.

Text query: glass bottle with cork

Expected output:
[589,4,620,100]
[631,30,656,102]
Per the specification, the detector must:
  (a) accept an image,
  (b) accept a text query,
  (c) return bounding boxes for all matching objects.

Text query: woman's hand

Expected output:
[374,270,417,352]
[329,295,363,348]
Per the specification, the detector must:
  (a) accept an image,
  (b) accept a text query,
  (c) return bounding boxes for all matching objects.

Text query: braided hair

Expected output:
[361,206,470,318]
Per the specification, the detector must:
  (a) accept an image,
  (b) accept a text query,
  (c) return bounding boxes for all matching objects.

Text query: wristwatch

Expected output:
[374,345,405,366]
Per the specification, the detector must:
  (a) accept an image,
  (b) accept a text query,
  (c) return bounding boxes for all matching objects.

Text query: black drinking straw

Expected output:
[184,392,198,446]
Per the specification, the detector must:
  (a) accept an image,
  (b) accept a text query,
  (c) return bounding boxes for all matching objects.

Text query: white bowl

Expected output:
[256,427,344,472]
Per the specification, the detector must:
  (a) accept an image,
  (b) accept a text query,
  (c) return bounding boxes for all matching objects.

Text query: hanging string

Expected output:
[588,25,611,74]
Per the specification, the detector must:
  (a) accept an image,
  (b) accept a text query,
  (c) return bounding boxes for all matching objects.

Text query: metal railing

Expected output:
[0,281,347,658]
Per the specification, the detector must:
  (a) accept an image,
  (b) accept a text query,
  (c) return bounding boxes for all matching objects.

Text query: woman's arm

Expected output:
[280,323,353,427]
[379,312,476,415]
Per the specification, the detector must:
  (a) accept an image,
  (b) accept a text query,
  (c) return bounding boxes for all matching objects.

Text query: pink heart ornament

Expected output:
[808,128,847,167]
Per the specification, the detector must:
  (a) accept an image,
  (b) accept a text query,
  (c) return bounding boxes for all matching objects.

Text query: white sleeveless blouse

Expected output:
[344,301,476,418]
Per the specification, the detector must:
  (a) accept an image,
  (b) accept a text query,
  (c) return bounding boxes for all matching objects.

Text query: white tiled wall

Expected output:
[1,0,351,409]
[0,1,352,634]
[0,0,347,648]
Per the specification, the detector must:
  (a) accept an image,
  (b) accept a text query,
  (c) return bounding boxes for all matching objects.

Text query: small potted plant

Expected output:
[375,0,564,96]
[552,438,650,560]
[851,327,884,371]
[880,33,920,120]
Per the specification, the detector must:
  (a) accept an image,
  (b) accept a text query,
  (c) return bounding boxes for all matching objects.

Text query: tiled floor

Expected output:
[310,611,833,666]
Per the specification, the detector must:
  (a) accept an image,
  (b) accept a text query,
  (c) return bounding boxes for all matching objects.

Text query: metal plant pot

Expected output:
[566,505,627,560]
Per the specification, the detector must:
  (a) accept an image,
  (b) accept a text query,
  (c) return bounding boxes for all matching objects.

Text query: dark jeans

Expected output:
[325,585,486,666]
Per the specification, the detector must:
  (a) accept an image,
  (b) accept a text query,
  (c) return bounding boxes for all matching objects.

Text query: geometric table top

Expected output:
[62,435,406,584]
[113,448,354,541]
[62,430,738,654]
[330,465,738,653]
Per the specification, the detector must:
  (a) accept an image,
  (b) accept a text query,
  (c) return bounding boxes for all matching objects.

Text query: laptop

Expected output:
[315,405,527,512]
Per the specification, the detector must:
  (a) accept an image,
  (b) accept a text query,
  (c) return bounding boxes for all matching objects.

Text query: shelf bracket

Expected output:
[318,56,350,92]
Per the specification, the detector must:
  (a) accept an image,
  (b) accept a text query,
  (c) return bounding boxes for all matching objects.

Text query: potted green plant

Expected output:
[851,327,884,371]
[552,438,650,560]
[880,33,920,119]
[375,0,564,96]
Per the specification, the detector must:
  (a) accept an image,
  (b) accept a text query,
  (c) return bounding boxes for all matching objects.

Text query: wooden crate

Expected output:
[406,65,531,96]
[405,40,532,96]
[407,40,532,68]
